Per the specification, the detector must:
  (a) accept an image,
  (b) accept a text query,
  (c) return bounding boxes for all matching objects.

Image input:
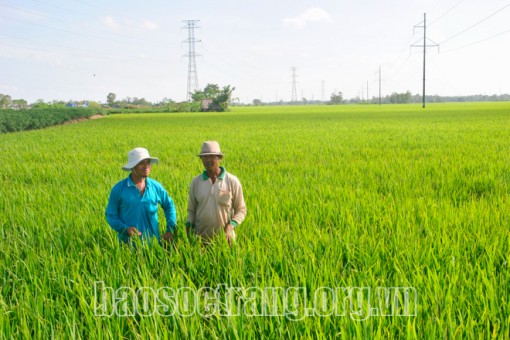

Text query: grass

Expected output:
[0,102,509,338]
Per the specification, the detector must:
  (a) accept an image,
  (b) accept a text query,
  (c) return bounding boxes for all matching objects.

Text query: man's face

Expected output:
[200,155,222,170]
[133,159,152,178]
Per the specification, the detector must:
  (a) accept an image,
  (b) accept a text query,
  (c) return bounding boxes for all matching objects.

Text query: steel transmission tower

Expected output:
[291,67,298,102]
[183,20,201,102]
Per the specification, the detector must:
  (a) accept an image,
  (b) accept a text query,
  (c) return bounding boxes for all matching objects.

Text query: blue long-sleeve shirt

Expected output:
[105,175,177,244]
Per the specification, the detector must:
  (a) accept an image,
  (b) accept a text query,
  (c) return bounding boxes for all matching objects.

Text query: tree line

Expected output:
[1,83,235,113]
[2,87,509,114]
[0,84,236,133]
[247,91,510,106]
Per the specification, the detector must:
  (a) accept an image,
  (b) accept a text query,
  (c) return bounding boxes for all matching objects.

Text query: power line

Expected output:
[32,0,175,34]
[439,3,510,44]
[0,10,172,47]
[0,14,142,49]
[0,0,181,52]
[429,0,465,26]
[0,33,171,62]
[377,27,420,89]
[441,27,510,53]
[27,0,99,19]
[200,45,270,83]
[0,33,103,57]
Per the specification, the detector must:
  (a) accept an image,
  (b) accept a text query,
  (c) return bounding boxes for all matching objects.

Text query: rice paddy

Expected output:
[0,102,509,338]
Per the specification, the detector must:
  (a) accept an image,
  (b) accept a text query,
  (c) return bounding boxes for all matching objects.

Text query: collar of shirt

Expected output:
[126,175,153,188]
[201,166,226,181]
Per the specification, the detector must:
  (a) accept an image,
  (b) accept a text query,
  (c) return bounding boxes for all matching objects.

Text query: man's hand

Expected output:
[224,224,235,246]
[162,231,174,242]
[126,227,142,237]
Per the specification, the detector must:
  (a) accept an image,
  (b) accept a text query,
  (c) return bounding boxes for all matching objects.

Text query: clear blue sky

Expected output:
[1,0,509,104]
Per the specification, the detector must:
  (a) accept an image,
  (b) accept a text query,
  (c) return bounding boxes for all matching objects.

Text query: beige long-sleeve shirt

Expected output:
[186,167,247,239]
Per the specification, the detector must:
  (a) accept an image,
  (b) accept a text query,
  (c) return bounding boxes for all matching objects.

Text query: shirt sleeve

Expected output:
[105,185,128,235]
[230,176,247,227]
[157,184,177,233]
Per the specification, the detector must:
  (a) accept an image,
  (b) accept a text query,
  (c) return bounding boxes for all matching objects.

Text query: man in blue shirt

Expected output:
[106,147,177,245]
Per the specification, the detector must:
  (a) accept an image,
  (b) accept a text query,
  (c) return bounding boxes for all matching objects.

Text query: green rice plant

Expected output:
[0,102,508,338]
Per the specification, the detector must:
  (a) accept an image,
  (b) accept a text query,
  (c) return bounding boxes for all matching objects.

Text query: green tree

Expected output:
[11,99,28,109]
[192,84,235,112]
[107,93,116,106]
[329,91,344,104]
[0,94,12,109]
[389,91,411,104]
[131,97,149,106]
[51,100,66,108]
[32,99,49,108]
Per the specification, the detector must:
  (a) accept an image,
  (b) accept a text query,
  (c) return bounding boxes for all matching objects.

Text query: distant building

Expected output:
[201,99,213,110]
[66,101,89,108]
[201,98,220,111]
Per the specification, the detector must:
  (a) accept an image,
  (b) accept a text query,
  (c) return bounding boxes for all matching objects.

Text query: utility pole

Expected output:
[411,13,438,108]
[373,65,384,105]
[366,80,369,104]
[321,80,325,102]
[378,66,381,105]
[183,20,201,102]
[291,67,298,102]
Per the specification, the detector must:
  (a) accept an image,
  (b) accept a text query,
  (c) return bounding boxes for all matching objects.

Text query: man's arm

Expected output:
[186,177,198,234]
[155,184,176,242]
[230,177,247,226]
[105,186,129,235]
[159,187,177,233]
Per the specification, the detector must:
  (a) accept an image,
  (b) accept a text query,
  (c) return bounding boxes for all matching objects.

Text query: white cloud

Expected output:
[142,20,158,30]
[283,7,333,28]
[102,16,119,30]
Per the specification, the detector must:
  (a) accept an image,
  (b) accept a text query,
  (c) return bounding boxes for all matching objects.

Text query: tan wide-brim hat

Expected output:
[197,141,223,157]
[122,147,159,171]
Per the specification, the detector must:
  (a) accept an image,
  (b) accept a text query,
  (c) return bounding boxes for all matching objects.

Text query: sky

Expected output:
[1,0,509,104]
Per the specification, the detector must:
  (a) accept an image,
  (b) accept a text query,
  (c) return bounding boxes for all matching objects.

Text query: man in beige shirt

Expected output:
[186,141,247,244]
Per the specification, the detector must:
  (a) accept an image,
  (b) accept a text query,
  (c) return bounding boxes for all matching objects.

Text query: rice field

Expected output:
[1,102,509,338]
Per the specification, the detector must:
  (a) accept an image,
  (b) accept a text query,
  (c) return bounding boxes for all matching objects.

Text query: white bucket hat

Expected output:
[197,141,223,157]
[122,147,159,171]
